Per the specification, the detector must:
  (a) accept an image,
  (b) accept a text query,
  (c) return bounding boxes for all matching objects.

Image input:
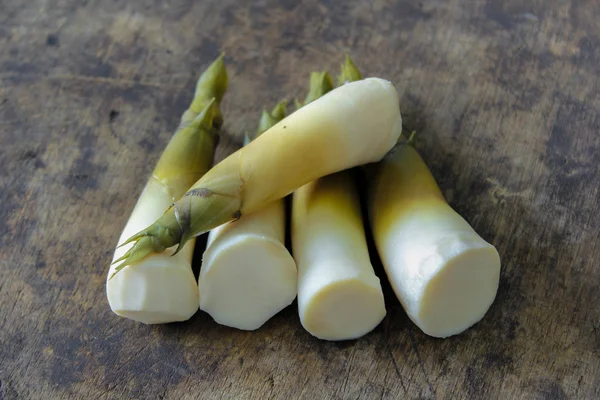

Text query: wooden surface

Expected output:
[1,0,599,398]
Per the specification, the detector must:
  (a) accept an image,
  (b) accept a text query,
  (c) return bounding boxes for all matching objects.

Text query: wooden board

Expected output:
[1,0,599,398]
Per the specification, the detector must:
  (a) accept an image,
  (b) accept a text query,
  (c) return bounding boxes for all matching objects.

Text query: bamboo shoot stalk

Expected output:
[366,133,501,338]
[292,58,387,341]
[106,55,228,324]
[198,101,298,330]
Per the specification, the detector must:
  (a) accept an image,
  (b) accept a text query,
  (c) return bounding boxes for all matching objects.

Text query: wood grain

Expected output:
[1,0,599,398]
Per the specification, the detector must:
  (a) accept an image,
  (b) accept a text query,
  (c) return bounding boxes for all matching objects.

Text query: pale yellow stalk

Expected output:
[366,134,501,338]
[198,102,297,330]
[106,56,228,324]
[291,57,387,341]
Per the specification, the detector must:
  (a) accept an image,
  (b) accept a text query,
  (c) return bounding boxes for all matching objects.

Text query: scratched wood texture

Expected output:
[1,0,599,399]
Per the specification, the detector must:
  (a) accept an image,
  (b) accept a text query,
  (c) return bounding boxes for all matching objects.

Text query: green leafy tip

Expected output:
[253,100,287,141]
[337,54,362,85]
[189,97,216,129]
[270,100,287,121]
[110,236,159,279]
[189,53,229,128]
[195,53,228,102]
[294,98,303,111]
[303,71,334,106]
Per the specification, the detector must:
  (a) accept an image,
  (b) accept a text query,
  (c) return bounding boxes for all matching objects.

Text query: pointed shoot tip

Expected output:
[109,236,159,277]
[304,71,334,105]
[271,100,287,121]
[338,54,362,85]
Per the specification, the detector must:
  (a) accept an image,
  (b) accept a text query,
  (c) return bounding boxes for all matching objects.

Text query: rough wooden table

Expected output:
[1,0,599,398]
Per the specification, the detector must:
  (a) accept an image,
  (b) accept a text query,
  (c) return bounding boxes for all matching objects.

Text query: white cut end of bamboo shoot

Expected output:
[417,243,500,338]
[106,253,199,324]
[106,178,199,324]
[300,276,387,341]
[376,203,500,338]
[199,201,297,331]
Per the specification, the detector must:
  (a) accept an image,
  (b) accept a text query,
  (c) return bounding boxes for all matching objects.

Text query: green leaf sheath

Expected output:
[152,100,217,197]
[180,100,288,249]
[111,55,228,276]
[153,54,228,195]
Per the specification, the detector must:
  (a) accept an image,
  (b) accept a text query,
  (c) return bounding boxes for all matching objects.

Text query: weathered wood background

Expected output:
[1,0,599,398]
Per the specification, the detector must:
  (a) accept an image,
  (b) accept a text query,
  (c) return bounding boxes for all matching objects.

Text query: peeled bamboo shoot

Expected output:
[366,138,501,338]
[198,102,297,330]
[292,59,386,341]
[106,56,228,324]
